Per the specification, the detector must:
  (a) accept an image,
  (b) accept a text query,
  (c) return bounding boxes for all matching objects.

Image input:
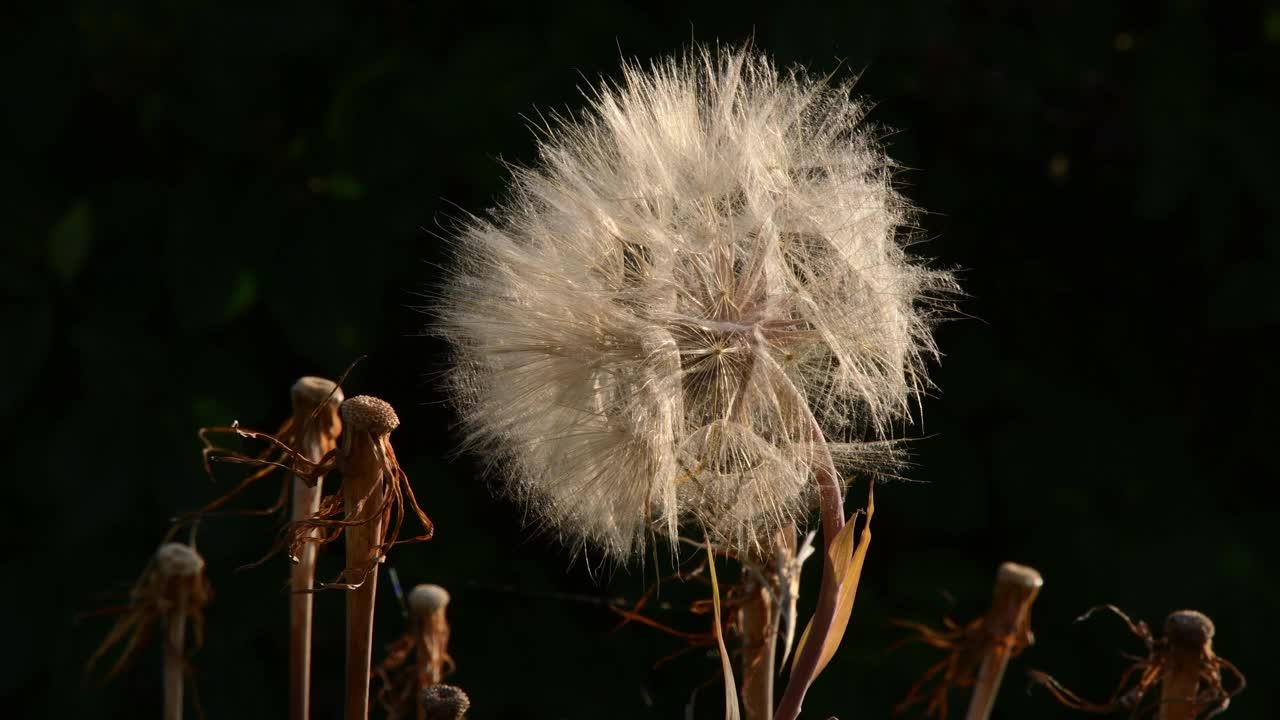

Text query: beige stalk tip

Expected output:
[154,542,205,578]
[1164,609,1214,647]
[996,562,1043,590]
[292,376,344,406]
[420,684,470,720]
[408,584,451,615]
[340,395,400,434]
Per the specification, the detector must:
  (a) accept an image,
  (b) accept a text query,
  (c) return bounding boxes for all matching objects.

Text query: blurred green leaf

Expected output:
[48,201,93,284]
[328,173,365,201]
[224,268,258,319]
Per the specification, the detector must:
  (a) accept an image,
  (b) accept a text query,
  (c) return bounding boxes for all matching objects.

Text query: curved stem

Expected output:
[761,352,846,720]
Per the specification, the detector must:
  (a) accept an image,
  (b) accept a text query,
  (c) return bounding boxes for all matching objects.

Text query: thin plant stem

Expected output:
[740,526,793,720]
[740,587,774,719]
[769,354,846,720]
[340,397,399,720]
[343,446,386,720]
[288,377,344,720]
[412,585,453,720]
[1159,611,1214,720]
[964,562,1042,720]
[154,542,205,720]
[163,582,188,720]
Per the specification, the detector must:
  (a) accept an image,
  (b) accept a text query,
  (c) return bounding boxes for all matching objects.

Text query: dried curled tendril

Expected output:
[194,415,433,589]
[891,610,1032,719]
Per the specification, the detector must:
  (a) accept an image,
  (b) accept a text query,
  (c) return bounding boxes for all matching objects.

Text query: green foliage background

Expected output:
[3,1,1276,718]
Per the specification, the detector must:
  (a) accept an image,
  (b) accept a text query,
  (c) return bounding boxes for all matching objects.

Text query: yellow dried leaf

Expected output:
[791,484,875,678]
[707,541,742,720]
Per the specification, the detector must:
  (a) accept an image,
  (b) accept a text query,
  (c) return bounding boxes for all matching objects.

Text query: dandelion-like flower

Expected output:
[85,542,211,682]
[439,47,954,560]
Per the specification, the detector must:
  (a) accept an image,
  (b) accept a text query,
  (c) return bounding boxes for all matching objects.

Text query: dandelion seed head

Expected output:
[438,46,955,560]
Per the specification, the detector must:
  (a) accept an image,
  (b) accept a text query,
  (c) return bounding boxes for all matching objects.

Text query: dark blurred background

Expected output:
[3,1,1276,718]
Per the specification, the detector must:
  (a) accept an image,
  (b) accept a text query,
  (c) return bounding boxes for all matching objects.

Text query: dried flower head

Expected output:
[420,684,471,720]
[439,46,954,559]
[1028,606,1244,719]
[376,583,456,719]
[198,394,433,585]
[85,541,211,682]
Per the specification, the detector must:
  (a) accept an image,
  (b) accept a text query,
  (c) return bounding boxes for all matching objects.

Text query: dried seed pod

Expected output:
[420,684,470,720]
[341,393,400,434]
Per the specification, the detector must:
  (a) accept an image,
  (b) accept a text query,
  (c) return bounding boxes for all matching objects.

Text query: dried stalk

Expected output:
[339,395,401,720]
[84,542,206,719]
[375,584,456,720]
[1159,611,1215,720]
[157,544,205,720]
[85,540,210,720]
[410,585,454,693]
[892,562,1040,719]
[1028,606,1244,718]
[164,590,185,720]
[192,389,432,717]
[288,376,344,720]
[964,563,1042,720]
